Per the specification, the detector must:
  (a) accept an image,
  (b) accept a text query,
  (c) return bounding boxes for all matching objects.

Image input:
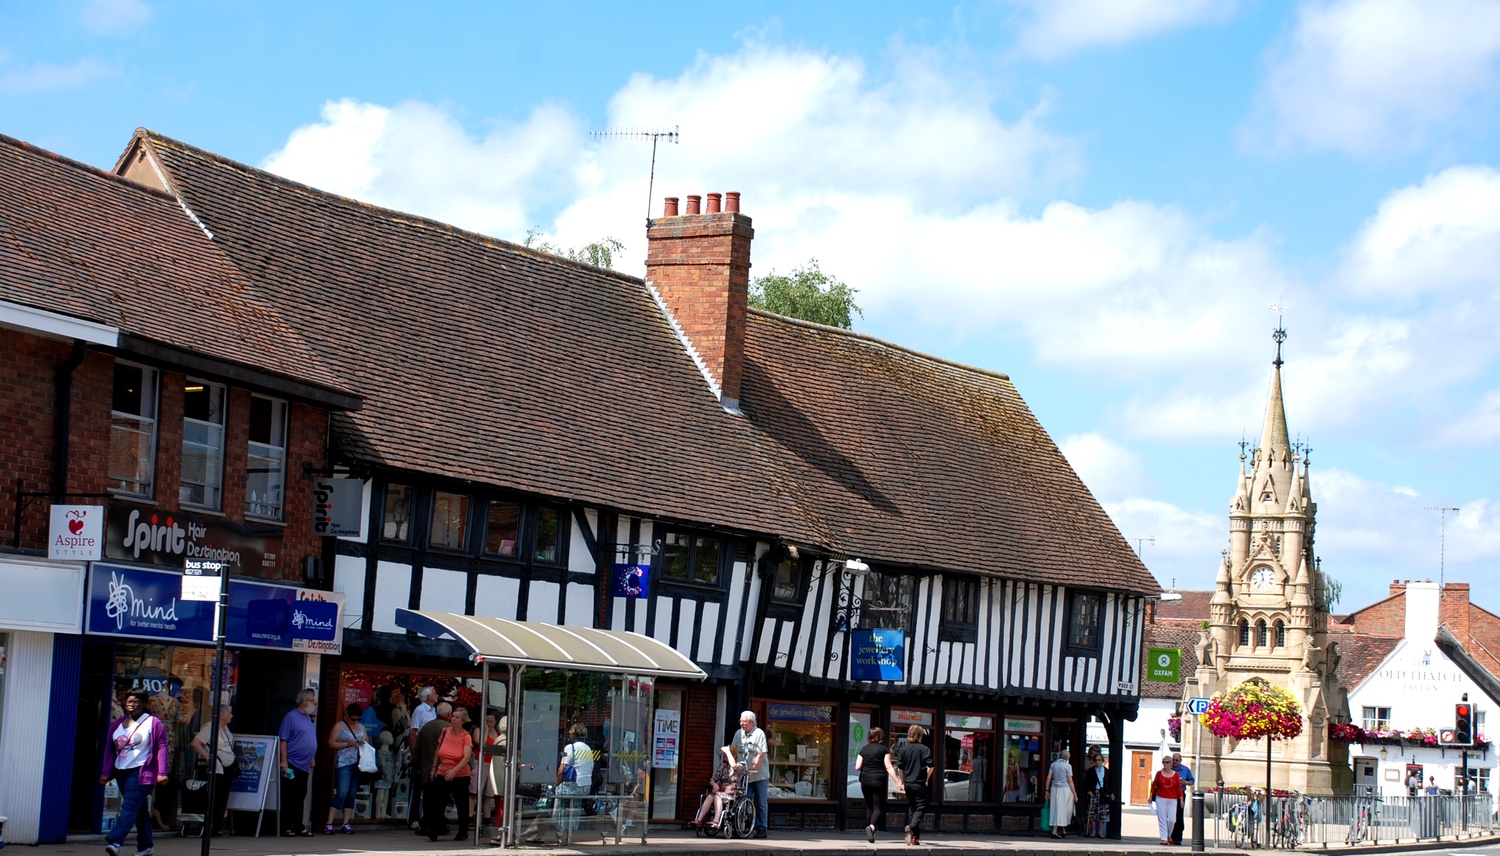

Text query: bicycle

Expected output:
[1345,795,1376,845]
[1270,792,1307,848]
[1227,794,1261,849]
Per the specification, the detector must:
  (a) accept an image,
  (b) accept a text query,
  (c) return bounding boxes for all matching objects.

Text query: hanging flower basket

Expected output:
[1168,715,1183,742]
[1201,678,1303,741]
[1327,722,1492,751]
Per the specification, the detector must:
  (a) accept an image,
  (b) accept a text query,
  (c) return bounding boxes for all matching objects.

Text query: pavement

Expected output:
[43,807,1500,855]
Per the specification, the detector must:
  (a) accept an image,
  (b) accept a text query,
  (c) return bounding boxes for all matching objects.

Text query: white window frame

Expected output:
[109,361,159,496]
[246,394,288,520]
[179,379,226,510]
[1362,706,1391,731]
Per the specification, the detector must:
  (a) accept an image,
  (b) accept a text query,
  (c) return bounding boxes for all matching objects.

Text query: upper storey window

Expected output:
[246,395,288,520]
[180,380,225,509]
[109,363,158,496]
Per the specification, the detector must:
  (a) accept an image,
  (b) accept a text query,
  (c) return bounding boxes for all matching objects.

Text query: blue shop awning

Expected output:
[393,608,706,680]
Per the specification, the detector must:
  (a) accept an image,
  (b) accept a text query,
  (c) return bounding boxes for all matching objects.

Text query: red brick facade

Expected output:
[1341,581,1500,675]
[1,327,328,582]
[677,681,721,820]
[644,206,754,403]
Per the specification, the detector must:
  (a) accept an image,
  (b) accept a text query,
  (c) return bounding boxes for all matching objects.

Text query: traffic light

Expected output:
[1455,702,1475,746]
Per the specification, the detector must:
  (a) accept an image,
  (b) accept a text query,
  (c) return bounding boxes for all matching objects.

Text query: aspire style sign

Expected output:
[49,504,104,560]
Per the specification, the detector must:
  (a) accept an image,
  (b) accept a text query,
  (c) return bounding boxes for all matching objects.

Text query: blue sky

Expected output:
[5,0,1500,613]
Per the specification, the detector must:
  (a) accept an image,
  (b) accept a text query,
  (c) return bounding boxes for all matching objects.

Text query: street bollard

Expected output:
[1191,790,1205,852]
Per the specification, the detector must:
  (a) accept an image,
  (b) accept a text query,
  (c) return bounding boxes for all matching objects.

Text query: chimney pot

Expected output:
[686,195,702,215]
[663,196,679,217]
[725,191,741,213]
[706,192,722,213]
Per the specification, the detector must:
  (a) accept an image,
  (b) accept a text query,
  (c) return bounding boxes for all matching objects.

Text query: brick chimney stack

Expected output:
[645,193,753,408]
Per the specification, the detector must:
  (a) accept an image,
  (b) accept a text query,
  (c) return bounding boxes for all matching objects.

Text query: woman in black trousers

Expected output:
[893,725,935,846]
[854,727,900,842]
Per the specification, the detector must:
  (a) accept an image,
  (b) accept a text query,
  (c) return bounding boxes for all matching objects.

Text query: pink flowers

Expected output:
[1168,715,1183,742]
[1327,723,1492,750]
[1202,679,1304,741]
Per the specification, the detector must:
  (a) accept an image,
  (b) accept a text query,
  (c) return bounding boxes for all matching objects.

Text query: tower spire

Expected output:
[1260,322,1291,460]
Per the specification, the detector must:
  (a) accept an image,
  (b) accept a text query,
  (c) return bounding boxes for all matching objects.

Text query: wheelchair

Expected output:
[695,773,756,839]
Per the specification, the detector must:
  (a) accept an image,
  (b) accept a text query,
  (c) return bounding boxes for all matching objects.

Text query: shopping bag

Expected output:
[358,741,379,774]
[1041,804,1050,830]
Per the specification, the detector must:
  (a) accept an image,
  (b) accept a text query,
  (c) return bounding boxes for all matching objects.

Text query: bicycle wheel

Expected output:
[733,797,757,839]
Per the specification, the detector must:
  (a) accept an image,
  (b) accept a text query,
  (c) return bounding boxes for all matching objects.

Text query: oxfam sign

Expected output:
[1147,648,1181,683]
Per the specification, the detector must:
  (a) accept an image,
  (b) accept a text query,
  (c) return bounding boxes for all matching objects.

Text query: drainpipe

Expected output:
[53,340,88,499]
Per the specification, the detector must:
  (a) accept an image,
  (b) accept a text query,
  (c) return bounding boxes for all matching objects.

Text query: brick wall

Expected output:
[0,328,330,583]
[644,207,754,402]
[1343,581,1500,674]
[679,681,720,820]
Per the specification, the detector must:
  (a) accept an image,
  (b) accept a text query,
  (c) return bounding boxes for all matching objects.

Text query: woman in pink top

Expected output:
[99,690,170,856]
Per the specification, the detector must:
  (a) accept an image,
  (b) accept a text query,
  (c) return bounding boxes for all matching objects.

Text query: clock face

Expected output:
[1251,567,1276,591]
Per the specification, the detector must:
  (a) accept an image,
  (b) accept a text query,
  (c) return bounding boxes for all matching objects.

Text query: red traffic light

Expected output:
[1458,704,1472,716]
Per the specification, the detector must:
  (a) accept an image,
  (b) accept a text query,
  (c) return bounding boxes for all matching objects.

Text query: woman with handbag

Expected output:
[189,706,237,835]
[100,689,170,856]
[323,704,367,834]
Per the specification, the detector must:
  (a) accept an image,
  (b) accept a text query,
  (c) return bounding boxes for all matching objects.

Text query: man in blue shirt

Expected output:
[278,688,319,836]
[1170,752,1195,845]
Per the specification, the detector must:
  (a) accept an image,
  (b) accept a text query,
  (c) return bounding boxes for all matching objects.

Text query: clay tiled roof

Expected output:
[0,134,349,398]
[1156,590,1214,622]
[1138,621,1201,698]
[134,131,818,541]
[1331,630,1399,691]
[740,312,1159,592]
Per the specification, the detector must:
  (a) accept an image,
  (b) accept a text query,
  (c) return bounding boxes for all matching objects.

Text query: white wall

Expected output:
[0,631,54,843]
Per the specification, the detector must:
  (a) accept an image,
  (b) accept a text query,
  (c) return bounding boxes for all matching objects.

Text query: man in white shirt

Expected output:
[407,687,437,830]
[730,711,769,839]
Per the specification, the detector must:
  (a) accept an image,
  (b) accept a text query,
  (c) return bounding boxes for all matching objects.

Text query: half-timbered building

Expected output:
[101,129,1160,835]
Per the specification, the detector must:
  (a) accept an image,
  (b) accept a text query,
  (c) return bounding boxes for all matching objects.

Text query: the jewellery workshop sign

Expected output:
[85,563,343,653]
[106,503,282,573]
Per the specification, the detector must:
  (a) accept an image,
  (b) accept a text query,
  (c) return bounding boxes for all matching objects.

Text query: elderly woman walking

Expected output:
[1045,749,1077,838]
[101,689,170,856]
[1150,754,1184,846]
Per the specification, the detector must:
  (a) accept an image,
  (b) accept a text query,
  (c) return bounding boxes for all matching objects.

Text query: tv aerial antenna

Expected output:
[1424,505,1461,587]
[590,125,679,227]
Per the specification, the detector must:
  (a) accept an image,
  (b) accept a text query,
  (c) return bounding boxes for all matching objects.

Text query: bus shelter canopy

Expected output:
[393,608,706,680]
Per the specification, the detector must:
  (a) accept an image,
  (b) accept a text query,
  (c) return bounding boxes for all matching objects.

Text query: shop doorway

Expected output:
[1130,751,1154,804]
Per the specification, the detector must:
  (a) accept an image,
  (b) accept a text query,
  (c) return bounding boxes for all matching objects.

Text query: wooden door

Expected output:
[1130,751,1154,804]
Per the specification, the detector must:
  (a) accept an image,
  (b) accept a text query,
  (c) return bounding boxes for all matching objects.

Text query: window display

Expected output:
[766,702,835,800]
[1001,717,1043,804]
[942,713,995,803]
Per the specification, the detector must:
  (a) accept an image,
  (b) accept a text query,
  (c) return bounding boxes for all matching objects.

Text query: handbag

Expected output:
[561,741,579,782]
[358,741,378,774]
[223,760,242,781]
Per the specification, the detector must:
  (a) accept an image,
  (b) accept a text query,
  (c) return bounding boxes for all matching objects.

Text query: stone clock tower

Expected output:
[1181,329,1352,795]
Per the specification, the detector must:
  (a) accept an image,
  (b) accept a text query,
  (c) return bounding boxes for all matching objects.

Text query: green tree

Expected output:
[524,229,626,270]
[749,259,863,329]
[1324,575,1343,608]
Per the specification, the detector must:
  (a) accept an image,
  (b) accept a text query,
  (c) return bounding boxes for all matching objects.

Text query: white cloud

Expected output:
[1007,0,1237,60]
[1246,0,1500,155]
[1059,433,1147,501]
[1437,390,1500,447]
[1342,165,1500,296]
[80,0,151,35]
[262,98,584,240]
[0,58,114,96]
[1097,496,1224,589]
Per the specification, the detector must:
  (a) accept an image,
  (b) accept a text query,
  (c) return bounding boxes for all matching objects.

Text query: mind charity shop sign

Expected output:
[1147,647,1181,683]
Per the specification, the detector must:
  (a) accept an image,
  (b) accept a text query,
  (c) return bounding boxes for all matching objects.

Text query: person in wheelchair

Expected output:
[689,746,738,830]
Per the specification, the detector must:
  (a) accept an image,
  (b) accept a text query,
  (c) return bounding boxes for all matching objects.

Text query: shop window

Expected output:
[765,702,835,800]
[659,530,722,586]
[429,492,470,551]
[942,713,995,803]
[246,395,288,519]
[940,578,978,642]
[771,557,803,602]
[484,499,521,558]
[1067,592,1102,650]
[1001,717,1043,804]
[1362,706,1391,731]
[533,505,565,564]
[382,484,413,543]
[1471,768,1491,793]
[180,380,226,509]
[110,362,158,496]
[861,571,914,630]
[1274,620,1286,648]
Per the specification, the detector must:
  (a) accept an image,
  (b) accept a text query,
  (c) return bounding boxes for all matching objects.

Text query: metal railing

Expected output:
[1200,791,1494,849]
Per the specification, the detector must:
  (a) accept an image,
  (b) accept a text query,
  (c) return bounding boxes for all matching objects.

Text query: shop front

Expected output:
[73,561,343,835]
[0,554,87,844]
[749,695,1087,835]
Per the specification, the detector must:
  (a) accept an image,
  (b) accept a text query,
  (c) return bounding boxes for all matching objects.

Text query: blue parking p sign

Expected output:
[1186,696,1210,716]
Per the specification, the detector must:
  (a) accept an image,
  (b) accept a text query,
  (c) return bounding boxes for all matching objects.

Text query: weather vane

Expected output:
[1269,302,1290,368]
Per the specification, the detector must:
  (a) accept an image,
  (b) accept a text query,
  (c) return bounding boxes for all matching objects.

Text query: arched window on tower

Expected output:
[1256,620,1268,647]
[1239,620,1250,647]
[1274,620,1286,647]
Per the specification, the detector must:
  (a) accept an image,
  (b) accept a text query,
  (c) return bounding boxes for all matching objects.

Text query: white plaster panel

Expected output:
[0,630,52,843]
[420,567,467,615]
[338,479,372,544]
[528,581,559,625]
[371,561,411,634]
[0,558,82,633]
[677,600,695,659]
[654,598,674,644]
[698,602,720,664]
[333,554,366,629]
[474,575,520,621]
[611,598,627,631]
[568,510,596,574]
[565,583,594,628]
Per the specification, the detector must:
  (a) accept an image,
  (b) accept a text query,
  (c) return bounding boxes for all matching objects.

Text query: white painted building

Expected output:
[1344,582,1499,796]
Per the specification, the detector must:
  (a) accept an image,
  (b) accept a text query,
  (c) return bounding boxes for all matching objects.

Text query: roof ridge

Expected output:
[138,128,648,286]
[1,132,178,200]
[747,307,1011,382]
